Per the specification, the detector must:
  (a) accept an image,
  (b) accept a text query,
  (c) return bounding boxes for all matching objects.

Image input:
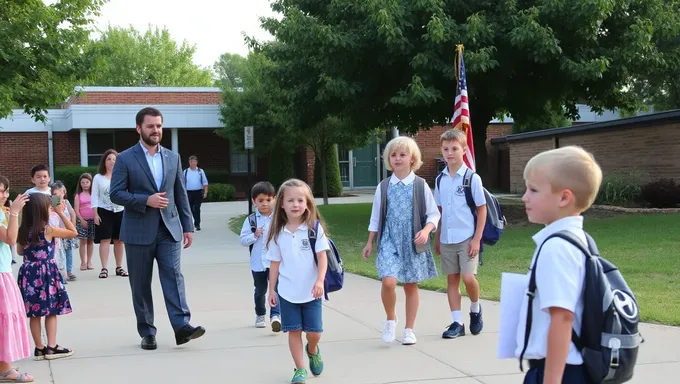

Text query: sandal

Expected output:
[80,264,87,271]
[87,263,94,270]
[67,272,77,281]
[0,368,34,383]
[45,344,73,360]
[33,346,47,361]
[115,267,129,277]
[99,268,108,279]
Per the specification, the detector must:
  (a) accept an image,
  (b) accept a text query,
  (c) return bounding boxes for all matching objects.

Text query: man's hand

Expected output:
[147,192,169,209]
[183,232,193,248]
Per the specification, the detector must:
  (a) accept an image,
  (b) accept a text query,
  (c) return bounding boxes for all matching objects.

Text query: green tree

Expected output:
[258,0,680,176]
[512,101,572,133]
[83,25,213,86]
[214,53,249,90]
[0,0,105,121]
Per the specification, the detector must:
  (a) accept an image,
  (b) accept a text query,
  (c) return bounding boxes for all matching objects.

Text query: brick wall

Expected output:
[53,131,81,166]
[508,138,556,193]
[65,92,221,106]
[0,133,49,189]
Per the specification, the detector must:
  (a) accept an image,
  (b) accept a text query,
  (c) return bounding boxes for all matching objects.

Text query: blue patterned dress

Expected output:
[17,230,72,317]
[376,181,438,283]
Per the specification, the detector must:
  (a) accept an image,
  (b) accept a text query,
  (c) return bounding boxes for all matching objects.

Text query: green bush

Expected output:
[268,147,297,189]
[641,178,680,208]
[595,169,644,207]
[205,183,235,202]
[54,166,98,200]
[313,146,343,197]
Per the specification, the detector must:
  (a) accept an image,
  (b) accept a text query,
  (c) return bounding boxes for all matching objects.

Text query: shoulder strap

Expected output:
[414,176,426,221]
[435,172,443,191]
[463,169,476,217]
[198,168,204,184]
[248,213,257,232]
[309,220,319,265]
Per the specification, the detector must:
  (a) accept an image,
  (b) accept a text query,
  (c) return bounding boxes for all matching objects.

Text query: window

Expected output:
[229,141,256,174]
[87,132,115,166]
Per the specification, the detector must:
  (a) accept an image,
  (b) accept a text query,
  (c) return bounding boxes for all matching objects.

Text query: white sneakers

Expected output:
[402,328,417,345]
[255,315,266,328]
[381,319,417,345]
[271,315,282,333]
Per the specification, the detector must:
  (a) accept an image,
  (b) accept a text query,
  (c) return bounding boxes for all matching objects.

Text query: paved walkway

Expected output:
[11,198,679,383]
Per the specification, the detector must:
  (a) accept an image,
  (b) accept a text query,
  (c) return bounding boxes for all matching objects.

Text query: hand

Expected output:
[268,290,277,307]
[203,192,207,199]
[468,238,481,257]
[254,227,264,238]
[9,193,28,215]
[55,198,67,215]
[80,218,88,228]
[312,279,324,299]
[414,229,431,245]
[147,192,169,209]
[183,232,193,249]
[94,214,101,226]
[361,243,372,260]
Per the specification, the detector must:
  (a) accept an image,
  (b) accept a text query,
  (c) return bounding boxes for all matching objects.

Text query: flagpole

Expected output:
[456,44,463,85]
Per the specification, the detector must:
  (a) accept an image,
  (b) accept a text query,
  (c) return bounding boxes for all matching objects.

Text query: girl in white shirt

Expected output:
[266,179,330,384]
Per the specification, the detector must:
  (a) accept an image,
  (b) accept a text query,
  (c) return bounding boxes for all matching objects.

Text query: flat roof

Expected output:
[73,86,221,93]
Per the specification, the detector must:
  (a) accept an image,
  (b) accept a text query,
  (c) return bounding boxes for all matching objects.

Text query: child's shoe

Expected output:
[469,305,484,335]
[306,343,323,376]
[45,345,73,360]
[402,328,417,345]
[291,368,307,383]
[442,322,466,339]
[271,315,281,332]
[255,315,266,328]
[382,319,397,343]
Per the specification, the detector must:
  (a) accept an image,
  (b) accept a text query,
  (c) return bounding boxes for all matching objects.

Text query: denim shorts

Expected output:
[279,296,323,333]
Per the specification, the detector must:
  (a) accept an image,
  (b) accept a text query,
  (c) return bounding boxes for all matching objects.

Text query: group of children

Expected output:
[239,128,603,384]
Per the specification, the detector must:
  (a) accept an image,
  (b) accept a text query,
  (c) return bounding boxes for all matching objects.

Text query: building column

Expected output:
[80,129,88,167]
[171,128,179,153]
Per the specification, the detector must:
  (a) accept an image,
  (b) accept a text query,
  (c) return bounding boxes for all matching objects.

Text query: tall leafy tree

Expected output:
[258,0,680,175]
[83,25,213,87]
[0,0,105,121]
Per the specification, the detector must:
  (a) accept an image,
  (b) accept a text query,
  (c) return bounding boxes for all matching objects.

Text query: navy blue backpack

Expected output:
[308,221,344,300]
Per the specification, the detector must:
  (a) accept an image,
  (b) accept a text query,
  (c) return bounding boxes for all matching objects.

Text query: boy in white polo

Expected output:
[434,129,487,339]
[515,146,602,383]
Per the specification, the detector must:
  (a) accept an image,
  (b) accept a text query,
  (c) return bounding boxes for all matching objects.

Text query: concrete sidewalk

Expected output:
[12,201,679,383]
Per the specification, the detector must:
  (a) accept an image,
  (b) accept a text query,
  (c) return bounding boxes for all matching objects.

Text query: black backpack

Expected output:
[247,213,257,253]
[519,230,643,383]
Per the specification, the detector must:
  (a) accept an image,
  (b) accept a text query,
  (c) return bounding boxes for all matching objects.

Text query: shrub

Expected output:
[205,183,235,202]
[595,169,644,207]
[641,178,680,208]
[313,146,343,198]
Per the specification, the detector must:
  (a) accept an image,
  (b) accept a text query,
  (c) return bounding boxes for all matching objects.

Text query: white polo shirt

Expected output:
[515,215,586,364]
[239,209,273,272]
[434,164,486,244]
[267,223,330,303]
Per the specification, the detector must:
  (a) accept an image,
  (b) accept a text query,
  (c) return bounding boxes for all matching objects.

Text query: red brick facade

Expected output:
[65,91,221,106]
[0,133,48,189]
[53,132,81,166]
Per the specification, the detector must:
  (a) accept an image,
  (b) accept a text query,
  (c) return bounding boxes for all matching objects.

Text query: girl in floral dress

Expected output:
[17,193,76,361]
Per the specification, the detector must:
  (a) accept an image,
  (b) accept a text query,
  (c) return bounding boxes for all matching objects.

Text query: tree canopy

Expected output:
[0,0,105,121]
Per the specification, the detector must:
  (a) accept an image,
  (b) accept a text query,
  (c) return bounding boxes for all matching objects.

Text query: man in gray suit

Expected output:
[110,107,205,350]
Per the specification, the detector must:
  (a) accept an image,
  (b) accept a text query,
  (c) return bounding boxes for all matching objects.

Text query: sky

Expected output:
[92,0,278,69]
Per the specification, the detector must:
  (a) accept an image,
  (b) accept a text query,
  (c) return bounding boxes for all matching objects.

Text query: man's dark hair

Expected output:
[31,164,49,177]
[135,107,164,126]
[251,181,276,198]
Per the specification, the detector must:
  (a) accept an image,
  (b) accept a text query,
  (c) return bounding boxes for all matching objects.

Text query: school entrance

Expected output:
[338,137,384,189]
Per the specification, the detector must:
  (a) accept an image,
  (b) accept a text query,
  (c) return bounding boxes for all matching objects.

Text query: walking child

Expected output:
[17,193,76,361]
[362,136,441,345]
[515,146,602,383]
[239,181,281,331]
[0,177,34,382]
[434,129,487,338]
[51,181,78,282]
[266,179,329,384]
[74,173,95,271]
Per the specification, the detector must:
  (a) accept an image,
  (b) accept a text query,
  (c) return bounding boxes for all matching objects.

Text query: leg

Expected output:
[301,298,324,375]
[447,274,462,311]
[462,273,480,304]
[65,247,73,273]
[87,239,94,268]
[403,283,419,329]
[29,318,43,348]
[44,315,57,347]
[381,277,398,320]
[194,193,203,228]
[99,239,111,277]
[155,226,191,330]
[460,240,483,334]
[289,331,305,368]
[113,240,128,276]
[79,239,87,269]
[0,361,33,382]
[125,243,157,337]
[252,271,268,316]
[187,192,198,226]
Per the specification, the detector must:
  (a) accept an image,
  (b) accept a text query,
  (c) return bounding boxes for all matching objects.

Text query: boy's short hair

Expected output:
[382,136,423,171]
[251,181,276,198]
[440,129,467,147]
[524,146,603,211]
[188,155,198,161]
[31,164,49,177]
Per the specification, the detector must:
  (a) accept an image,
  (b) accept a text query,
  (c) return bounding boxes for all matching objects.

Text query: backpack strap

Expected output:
[518,230,592,371]
[247,213,257,253]
[309,220,319,264]
[435,171,444,192]
[462,168,476,218]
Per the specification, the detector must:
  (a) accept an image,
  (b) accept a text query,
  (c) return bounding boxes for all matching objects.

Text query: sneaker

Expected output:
[402,328,417,345]
[255,315,266,328]
[470,305,484,335]
[442,322,466,339]
[382,319,397,343]
[306,343,324,376]
[291,368,307,383]
[271,315,282,333]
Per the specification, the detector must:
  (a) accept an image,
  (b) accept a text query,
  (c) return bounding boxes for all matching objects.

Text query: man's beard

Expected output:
[142,133,161,146]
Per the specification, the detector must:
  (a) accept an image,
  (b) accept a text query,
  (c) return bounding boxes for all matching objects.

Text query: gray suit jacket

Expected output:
[110,143,194,245]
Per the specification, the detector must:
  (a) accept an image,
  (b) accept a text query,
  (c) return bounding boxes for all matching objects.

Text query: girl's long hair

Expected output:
[75,173,93,195]
[18,193,50,246]
[266,178,329,248]
[0,175,10,208]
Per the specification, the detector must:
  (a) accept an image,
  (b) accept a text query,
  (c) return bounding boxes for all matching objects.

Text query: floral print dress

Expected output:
[18,230,72,317]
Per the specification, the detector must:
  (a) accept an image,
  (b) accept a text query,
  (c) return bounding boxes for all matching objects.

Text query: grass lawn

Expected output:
[228,203,680,326]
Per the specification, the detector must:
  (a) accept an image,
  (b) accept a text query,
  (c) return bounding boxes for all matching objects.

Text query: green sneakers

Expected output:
[291,368,307,383]
[306,343,324,376]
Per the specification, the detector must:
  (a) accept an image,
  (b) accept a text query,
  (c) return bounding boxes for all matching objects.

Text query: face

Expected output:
[32,170,50,189]
[105,154,116,171]
[52,187,65,199]
[522,169,567,225]
[0,183,8,206]
[253,194,274,215]
[189,159,198,168]
[281,186,308,221]
[137,115,163,146]
[441,140,465,168]
[80,178,91,191]
[389,147,413,174]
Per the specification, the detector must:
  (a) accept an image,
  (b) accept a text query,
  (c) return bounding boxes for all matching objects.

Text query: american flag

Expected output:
[452,45,476,172]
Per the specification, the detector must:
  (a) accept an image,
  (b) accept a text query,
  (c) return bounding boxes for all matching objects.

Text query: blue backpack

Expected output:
[435,168,506,246]
[308,221,344,300]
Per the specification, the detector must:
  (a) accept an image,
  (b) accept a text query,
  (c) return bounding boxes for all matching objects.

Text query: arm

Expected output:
[362,184,382,259]
[0,210,17,246]
[312,227,331,298]
[267,237,282,306]
[67,201,76,226]
[91,177,100,222]
[239,217,257,247]
[545,307,575,383]
[202,171,209,198]
[109,157,150,213]
[74,194,84,223]
[174,155,194,232]
[48,209,78,239]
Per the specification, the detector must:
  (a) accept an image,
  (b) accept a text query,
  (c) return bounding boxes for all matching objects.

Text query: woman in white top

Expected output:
[92,149,127,279]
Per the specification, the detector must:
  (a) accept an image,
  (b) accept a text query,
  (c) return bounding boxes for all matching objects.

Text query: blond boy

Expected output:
[434,129,487,339]
[515,146,602,384]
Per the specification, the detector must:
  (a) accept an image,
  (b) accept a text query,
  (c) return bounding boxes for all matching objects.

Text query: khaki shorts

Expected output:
[440,238,478,275]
